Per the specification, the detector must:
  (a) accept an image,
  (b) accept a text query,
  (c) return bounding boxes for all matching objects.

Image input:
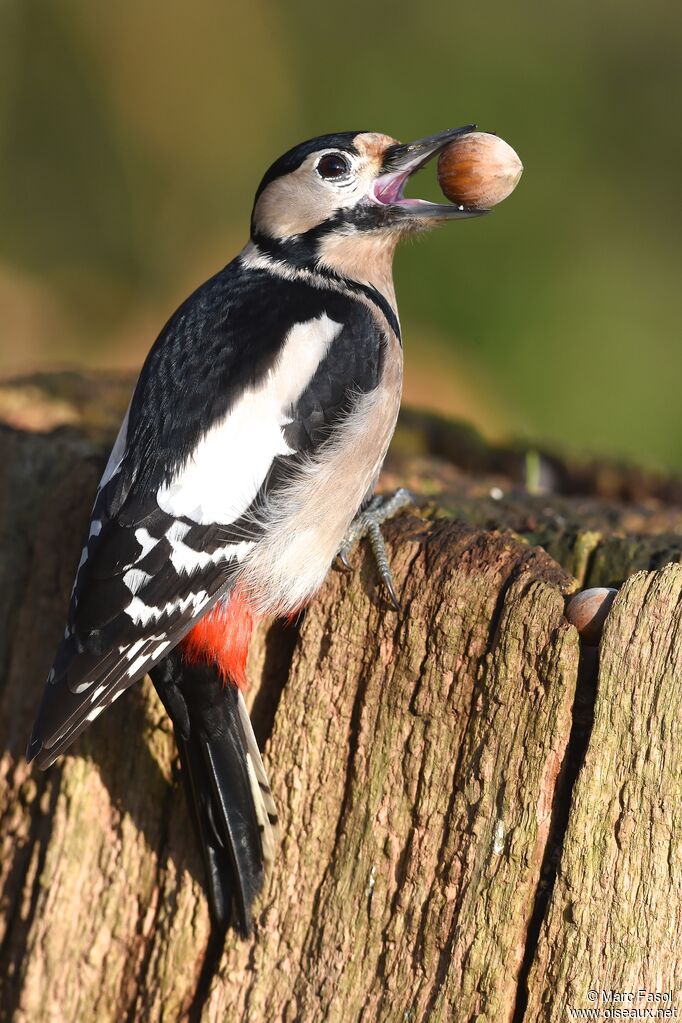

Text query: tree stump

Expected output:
[0,372,680,1023]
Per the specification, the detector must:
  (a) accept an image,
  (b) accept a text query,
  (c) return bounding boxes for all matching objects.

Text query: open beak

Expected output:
[371,125,488,222]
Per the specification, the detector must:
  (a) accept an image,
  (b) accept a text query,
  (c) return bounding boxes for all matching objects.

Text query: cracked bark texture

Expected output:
[0,373,680,1023]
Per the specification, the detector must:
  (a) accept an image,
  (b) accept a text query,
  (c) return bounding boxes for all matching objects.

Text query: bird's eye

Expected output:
[316,153,351,180]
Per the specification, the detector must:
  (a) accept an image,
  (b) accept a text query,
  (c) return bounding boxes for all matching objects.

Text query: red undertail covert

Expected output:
[182,589,255,688]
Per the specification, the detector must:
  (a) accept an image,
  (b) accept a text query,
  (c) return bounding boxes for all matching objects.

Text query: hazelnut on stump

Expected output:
[565,587,618,646]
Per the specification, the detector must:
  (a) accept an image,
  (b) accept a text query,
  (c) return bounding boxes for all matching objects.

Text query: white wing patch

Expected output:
[135,528,159,560]
[123,568,153,594]
[156,314,342,525]
[123,638,146,659]
[86,704,107,724]
[169,538,254,576]
[117,635,176,677]
[125,590,209,627]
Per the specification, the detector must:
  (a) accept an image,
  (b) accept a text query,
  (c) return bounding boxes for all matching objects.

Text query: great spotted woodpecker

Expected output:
[27,127,485,935]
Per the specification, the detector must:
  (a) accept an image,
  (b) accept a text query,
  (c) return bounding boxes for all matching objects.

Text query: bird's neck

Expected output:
[246,229,399,317]
[315,231,399,313]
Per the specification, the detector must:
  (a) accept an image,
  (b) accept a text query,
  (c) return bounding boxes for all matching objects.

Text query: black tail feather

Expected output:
[174,731,237,932]
[150,650,268,936]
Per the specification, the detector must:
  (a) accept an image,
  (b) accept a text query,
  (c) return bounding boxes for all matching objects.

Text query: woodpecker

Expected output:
[27,127,485,936]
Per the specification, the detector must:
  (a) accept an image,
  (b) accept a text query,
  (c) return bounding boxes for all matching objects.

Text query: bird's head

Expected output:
[249,128,485,289]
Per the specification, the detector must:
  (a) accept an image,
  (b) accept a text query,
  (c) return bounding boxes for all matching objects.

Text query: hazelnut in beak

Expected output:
[437,132,523,209]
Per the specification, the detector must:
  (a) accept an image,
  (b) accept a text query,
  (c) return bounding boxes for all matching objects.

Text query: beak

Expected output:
[371,125,488,222]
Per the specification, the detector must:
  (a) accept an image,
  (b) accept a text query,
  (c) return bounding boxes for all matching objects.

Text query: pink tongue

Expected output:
[376,173,408,204]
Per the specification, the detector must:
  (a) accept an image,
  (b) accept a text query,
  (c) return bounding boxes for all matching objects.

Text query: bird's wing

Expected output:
[28,260,385,767]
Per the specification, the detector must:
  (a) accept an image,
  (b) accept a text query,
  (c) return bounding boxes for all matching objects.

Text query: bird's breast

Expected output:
[236,331,403,617]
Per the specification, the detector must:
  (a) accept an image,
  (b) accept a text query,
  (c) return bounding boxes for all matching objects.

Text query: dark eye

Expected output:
[316,153,351,180]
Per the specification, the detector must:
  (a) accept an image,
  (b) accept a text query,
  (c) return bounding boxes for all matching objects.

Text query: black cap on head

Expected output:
[253,131,367,204]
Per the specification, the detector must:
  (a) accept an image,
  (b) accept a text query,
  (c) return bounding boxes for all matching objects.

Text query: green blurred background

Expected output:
[1,0,680,468]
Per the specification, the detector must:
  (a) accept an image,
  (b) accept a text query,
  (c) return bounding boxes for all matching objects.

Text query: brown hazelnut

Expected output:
[564,587,618,646]
[437,132,523,209]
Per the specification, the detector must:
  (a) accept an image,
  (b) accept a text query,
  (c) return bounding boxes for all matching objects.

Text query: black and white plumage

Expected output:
[28,127,485,934]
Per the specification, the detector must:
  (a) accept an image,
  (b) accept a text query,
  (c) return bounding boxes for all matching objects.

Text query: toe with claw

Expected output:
[336,488,413,610]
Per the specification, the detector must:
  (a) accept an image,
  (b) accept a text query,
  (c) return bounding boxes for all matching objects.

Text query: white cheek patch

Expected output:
[252,148,380,239]
[156,314,342,525]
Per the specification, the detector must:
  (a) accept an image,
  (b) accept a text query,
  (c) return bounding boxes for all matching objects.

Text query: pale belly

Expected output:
[236,344,403,617]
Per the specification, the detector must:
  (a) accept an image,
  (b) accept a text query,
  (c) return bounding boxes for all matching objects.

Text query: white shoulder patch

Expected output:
[156,314,342,525]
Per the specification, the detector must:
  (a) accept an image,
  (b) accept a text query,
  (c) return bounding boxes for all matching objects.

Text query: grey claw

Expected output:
[382,572,401,611]
[337,548,352,571]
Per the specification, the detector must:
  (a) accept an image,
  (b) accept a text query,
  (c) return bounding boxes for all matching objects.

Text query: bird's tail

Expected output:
[150,650,278,936]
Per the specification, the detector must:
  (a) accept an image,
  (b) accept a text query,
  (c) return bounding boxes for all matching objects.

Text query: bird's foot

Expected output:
[337,488,413,610]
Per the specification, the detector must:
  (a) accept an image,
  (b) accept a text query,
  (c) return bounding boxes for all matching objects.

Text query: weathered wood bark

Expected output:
[0,373,680,1022]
